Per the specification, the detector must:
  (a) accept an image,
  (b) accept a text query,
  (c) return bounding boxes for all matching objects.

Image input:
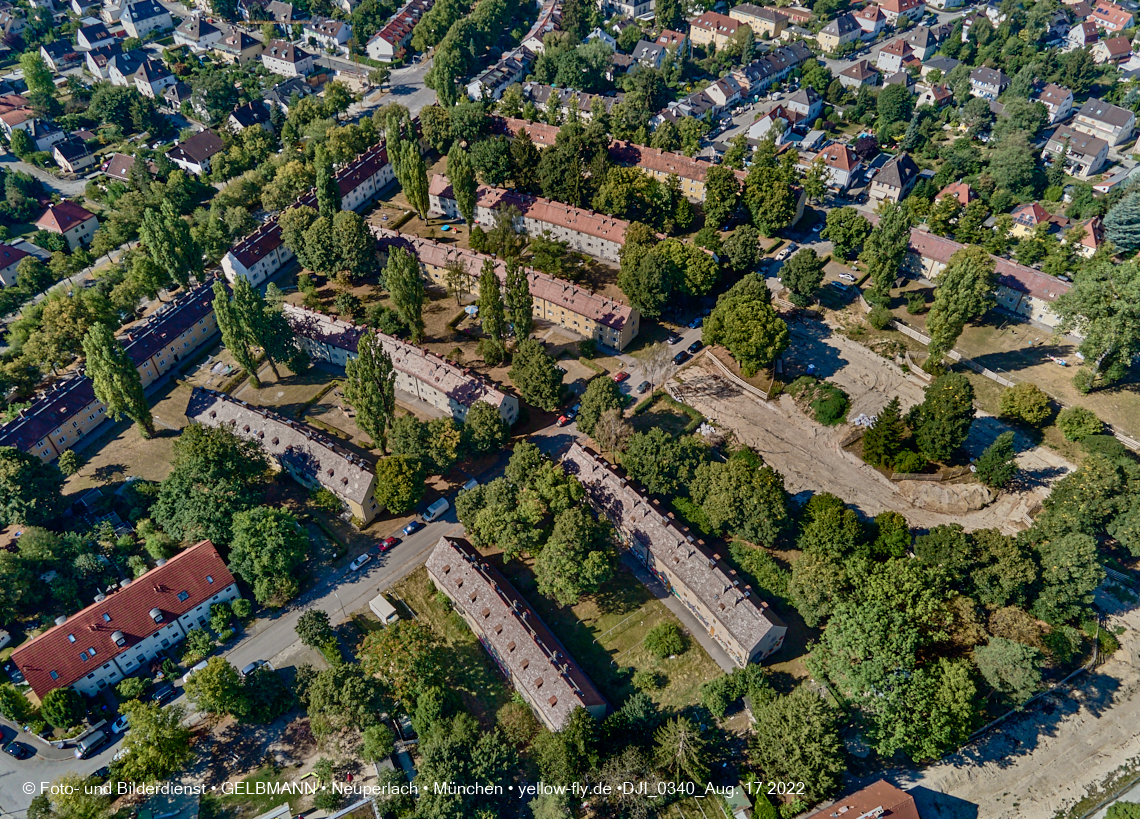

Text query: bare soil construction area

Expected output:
[670,322,1073,534]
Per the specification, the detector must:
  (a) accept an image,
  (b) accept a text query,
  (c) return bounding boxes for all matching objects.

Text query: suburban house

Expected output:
[1032,83,1074,123]
[1091,34,1132,62]
[132,58,176,99]
[869,153,920,202]
[817,13,861,51]
[853,4,887,36]
[916,82,953,107]
[689,11,744,50]
[785,87,822,123]
[283,302,520,424]
[705,75,744,109]
[228,100,272,133]
[1011,202,1056,237]
[969,66,1009,99]
[101,152,157,183]
[1091,0,1133,30]
[85,42,122,77]
[0,95,34,140]
[174,15,224,49]
[120,0,172,38]
[1043,124,1110,177]
[166,129,225,175]
[76,22,114,49]
[876,38,915,73]
[107,49,148,86]
[35,201,98,250]
[900,25,940,59]
[261,40,314,76]
[429,175,630,264]
[877,0,925,26]
[730,3,786,37]
[213,27,263,62]
[427,537,607,731]
[586,27,617,48]
[376,226,641,351]
[815,142,862,189]
[0,242,30,288]
[804,781,923,819]
[52,136,95,174]
[748,105,794,142]
[655,27,689,55]
[365,0,431,60]
[40,39,81,71]
[599,0,652,19]
[1068,20,1099,48]
[839,59,879,88]
[11,541,240,699]
[162,81,193,112]
[1070,216,1105,257]
[1073,97,1136,145]
[303,16,351,50]
[563,442,788,668]
[630,40,667,70]
[920,54,960,77]
[0,283,219,462]
[937,180,976,206]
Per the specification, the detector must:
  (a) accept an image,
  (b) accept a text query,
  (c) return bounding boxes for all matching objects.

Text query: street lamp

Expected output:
[333,592,345,621]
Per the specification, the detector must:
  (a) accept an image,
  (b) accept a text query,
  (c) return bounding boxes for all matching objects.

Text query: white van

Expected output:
[423,498,450,523]
[462,478,478,492]
[75,730,106,759]
[369,594,400,625]
[181,659,209,685]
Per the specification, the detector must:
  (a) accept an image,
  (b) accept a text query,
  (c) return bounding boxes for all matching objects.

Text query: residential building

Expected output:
[376,227,641,351]
[969,66,1009,99]
[27,120,67,152]
[876,38,914,73]
[40,40,81,71]
[76,22,114,49]
[1068,20,1099,47]
[785,87,821,122]
[839,59,879,88]
[186,388,382,523]
[1073,97,1136,145]
[1092,34,1131,62]
[1070,216,1104,257]
[133,58,176,98]
[927,0,963,10]
[162,81,193,111]
[427,537,607,731]
[121,0,172,38]
[817,13,861,52]
[747,105,794,142]
[52,136,95,174]
[35,201,98,250]
[514,85,624,122]
[11,541,240,699]
[630,40,666,69]
[213,26,263,63]
[0,94,33,140]
[101,152,157,183]
[228,100,272,132]
[937,180,976,206]
[304,16,351,50]
[1010,202,1054,237]
[900,25,939,59]
[730,4,785,37]
[586,27,616,48]
[917,82,952,107]
[920,54,960,77]
[884,70,915,89]
[877,0,925,25]
[563,442,788,667]
[0,282,220,462]
[599,0,653,18]
[285,303,519,423]
[429,175,630,263]
[870,152,920,202]
[174,15,223,49]
[815,142,862,189]
[85,42,122,78]
[778,6,813,24]
[689,11,743,50]
[804,781,922,819]
[852,3,886,36]
[1091,0,1133,30]
[704,75,744,109]
[167,129,225,175]
[261,39,314,76]
[107,49,148,86]
[0,241,30,288]
[1032,83,1074,123]
[466,47,532,100]
[1043,124,1109,177]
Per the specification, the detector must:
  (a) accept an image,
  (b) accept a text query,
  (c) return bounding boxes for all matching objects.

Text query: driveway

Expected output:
[348,59,437,120]
[0,152,90,198]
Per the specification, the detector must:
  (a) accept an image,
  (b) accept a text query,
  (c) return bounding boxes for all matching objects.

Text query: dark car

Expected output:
[403,520,425,536]
[687,340,703,354]
[151,683,176,705]
[666,332,683,345]
[4,741,32,760]
[635,381,651,394]
[92,767,111,781]
[673,351,691,365]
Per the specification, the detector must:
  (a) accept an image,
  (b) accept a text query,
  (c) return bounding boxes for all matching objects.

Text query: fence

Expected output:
[704,347,771,401]
[889,472,943,481]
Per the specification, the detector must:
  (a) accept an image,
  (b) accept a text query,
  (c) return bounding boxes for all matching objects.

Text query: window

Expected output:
[80,651,88,661]
[87,672,95,679]
[103,613,111,622]
[206,575,214,584]
[89,647,96,656]
[68,634,76,643]
[177,590,190,602]
[161,639,170,648]
[50,671,59,680]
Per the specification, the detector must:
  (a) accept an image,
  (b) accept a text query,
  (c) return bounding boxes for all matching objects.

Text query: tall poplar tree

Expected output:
[315,147,341,219]
[230,277,302,379]
[140,202,201,290]
[446,141,477,225]
[212,280,261,388]
[399,140,430,220]
[478,259,506,342]
[504,256,533,339]
[82,322,155,438]
[343,333,397,451]
[860,202,912,306]
[385,247,425,343]
[926,245,997,361]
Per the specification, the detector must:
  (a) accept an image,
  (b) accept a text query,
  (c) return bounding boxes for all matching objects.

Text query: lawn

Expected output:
[200,765,309,819]
[631,395,698,436]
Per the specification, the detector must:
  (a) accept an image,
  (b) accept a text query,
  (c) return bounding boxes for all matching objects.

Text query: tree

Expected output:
[702,164,740,228]
[0,446,64,527]
[910,373,975,462]
[622,429,707,496]
[1106,805,1140,819]
[878,83,915,125]
[860,202,912,305]
[653,717,708,783]
[862,396,905,468]
[750,686,845,803]
[504,256,533,338]
[926,245,997,360]
[227,507,307,606]
[723,225,761,274]
[374,455,426,514]
[691,454,788,547]
[332,211,377,283]
[656,0,681,28]
[343,333,397,451]
[116,700,193,782]
[1031,532,1103,624]
[212,280,260,388]
[446,141,477,224]
[42,688,86,728]
[593,408,632,456]
[20,52,58,116]
[509,338,562,411]
[703,274,789,376]
[385,247,426,343]
[40,773,112,819]
[782,249,825,306]
[802,156,830,205]
[1056,407,1104,441]
[743,166,797,235]
[999,383,1052,426]
[576,377,624,437]
[478,259,507,342]
[296,609,335,649]
[315,147,341,219]
[426,416,462,474]
[644,622,685,659]
[139,202,201,291]
[362,724,396,761]
[184,657,245,715]
[16,256,53,296]
[975,430,1018,489]
[1103,189,1140,252]
[360,619,444,705]
[298,662,387,739]
[396,138,430,219]
[534,507,614,605]
[1051,258,1140,392]
[463,400,509,456]
[82,322,154,438]
[974,637,1043,704]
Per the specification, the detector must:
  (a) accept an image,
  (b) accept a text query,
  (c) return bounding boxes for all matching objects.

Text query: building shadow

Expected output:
[907,785,980,819]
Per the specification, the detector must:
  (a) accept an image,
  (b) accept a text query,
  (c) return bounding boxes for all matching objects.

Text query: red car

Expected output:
[376,536,398,552]
[556,415,571,427]
[612,371,631,384]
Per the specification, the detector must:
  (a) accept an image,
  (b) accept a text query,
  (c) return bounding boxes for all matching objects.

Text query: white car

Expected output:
[838,273,856,283]
[110,716,129,734]
[775,248,792,261]
[181,659,208,685]
[349,553,373,571]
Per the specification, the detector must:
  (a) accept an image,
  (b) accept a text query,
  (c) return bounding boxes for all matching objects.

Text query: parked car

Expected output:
[556,415,572,427]
[240,660,270,679]
[349,553,373,571]
[376,536,398,552]
[182,660,209,685]
[4,741,32,760]
[151,683,176,704]
[667,332,683,345]
[688,316,703,329]
[612,371,631,383]
[75,731,107,759]
[673,350,691,365]
[110,715,129,734]
[403,520,424,536]
[687,340,703,354]
[838,272,856,282]
[636,380,651,394]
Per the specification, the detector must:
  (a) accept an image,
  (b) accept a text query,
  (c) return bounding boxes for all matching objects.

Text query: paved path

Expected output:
[0,152,90,197]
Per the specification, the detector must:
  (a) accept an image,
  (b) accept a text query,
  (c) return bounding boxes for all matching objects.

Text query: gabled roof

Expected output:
[77,22,112,42]
[36,201,96,233]
[134,58,172,84]
[879,38,914,56]
[873,152,919,189]
[854,4,885,21]
[1034,82,1073,107]
[1078,97,1134,128]
[1099,34,1132,56]
[819,142,859,171]
[923,55,960,73]
[878,0,923,13]
[53,136,91,163]
[1078,216,1104,251]
[164,80,192,104]
[1046,124,1110,158]
[230,100,271,128]
[168,129,224,164]
[937,181,975,205]
[123,0,168,22]
[787,86,820,106]
[804,781,921,819]
[263,39,311,63]
[11,541,236,698]
[102,151,157,182]
[820,12,860,34]
[215,26,259,52]
[970,66,1008,86]
[1091,0,1132,26]
[0,241,30,271]
[1012,202,1050,225]
[176,15,221,39]
[691,10,742,36]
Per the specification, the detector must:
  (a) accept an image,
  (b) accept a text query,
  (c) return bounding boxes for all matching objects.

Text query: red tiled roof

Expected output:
[907,230,1071,302]
[804,780,921,819]
[937,181,975,205]
[879,0,923,13]
[1012,202,1050,225]
[12,541,235,697]
[35,201,96,234]
[820,143,859,171]
[691,10,741,35]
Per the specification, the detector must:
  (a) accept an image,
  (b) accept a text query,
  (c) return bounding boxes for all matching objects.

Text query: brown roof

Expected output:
[820,143,859,171]
[804,780,922,819]
[263,38,311,64]
[168,129,224,164]
[691,10,742,36]
[0,241,31,271]
[12,541,235,697]
[841,59,878,79]
[35,201,97,233]
[937,181,975,205]
[907,230,1071,302]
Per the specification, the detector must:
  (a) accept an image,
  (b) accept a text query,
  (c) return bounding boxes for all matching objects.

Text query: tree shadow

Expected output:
[782,321,851,381]
[905,785,980,819]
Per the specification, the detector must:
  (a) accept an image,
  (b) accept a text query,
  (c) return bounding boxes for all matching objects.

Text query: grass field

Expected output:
[200,765,309,819]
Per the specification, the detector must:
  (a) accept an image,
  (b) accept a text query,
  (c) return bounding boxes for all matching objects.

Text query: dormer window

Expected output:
[67,634,76,643]
[112,630,127,647]
[177,591,189,602]
[149,607,163,624]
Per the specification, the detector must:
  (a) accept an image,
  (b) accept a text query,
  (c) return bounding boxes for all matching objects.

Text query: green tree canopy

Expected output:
[909,373,975,462]
[703,274,789,377]
[227,506,307,606]
[344,332,397,450]
[534,506,615,605]
[0,446,64,527]
[82,322,154,438]
[926,245,998,360]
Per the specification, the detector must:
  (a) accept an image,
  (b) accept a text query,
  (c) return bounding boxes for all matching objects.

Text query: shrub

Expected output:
[644,622,685,659]
[128,555,149,577]
[811,382,849,426]
[41,687,85,728]
[1081,435,1128,459]
[334,291,361,320]
[217,628,235,642]
[999,383,1052,427]
[367,304,406,336]
[310,486,342,514]
[115,677,149,702]
[1072,368,1094,394]
[231,598,253,620]
[58,450,83,476]
[183,627,213,661]
[892,450,927,474]
[1056,406,1103,441]
[905,292,928,314]
[1042,625,1084,666]
[631,669,663,691]
[469,224,488,252]
[578,339,597,359]
[868,305,893,330]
